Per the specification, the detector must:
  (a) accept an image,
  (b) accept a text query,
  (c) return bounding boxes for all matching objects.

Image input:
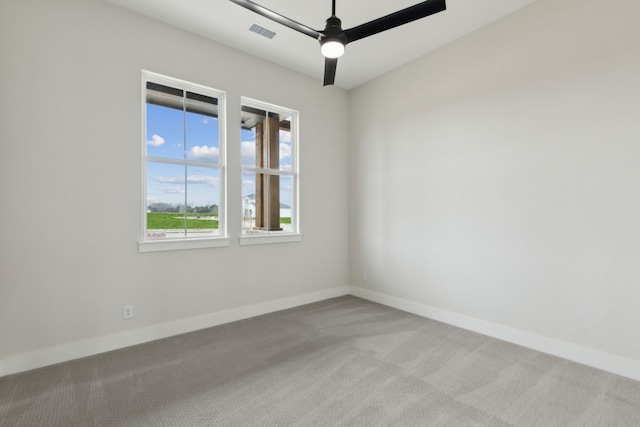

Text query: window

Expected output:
[139,71,228,252]
[240,98,299,244]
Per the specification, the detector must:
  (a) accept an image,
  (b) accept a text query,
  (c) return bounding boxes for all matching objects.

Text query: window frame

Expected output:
[139,70,229,253]
[239,97,300,246]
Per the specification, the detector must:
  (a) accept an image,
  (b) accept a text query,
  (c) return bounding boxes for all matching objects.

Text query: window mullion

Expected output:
[146,156,221,170]
[265,114,270,233]
[183,93,188,236]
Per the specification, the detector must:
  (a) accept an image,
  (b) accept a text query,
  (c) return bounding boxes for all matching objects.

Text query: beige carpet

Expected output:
[1,296,640,426]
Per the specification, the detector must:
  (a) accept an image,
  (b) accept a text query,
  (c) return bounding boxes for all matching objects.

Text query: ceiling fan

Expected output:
[229,0,447,86]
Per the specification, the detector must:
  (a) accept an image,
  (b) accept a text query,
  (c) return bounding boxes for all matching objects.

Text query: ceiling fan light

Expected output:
[321,39,345,58]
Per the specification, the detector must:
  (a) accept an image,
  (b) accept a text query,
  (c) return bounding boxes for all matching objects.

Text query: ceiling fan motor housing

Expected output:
[320,16,348,45]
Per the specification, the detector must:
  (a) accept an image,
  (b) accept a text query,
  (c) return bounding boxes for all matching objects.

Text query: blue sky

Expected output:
[146,104,220,208]
[146,103,293,209]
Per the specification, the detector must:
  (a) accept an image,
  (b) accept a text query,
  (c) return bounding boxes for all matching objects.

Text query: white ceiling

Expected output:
[104,0,537,89]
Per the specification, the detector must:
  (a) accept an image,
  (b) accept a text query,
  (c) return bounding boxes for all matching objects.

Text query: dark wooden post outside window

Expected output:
[255,114,282,231]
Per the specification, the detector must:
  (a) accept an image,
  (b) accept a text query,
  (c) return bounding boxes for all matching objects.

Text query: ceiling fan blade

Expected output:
[344,0,446,43]
[323,57,338,86]
[229,0,321,39]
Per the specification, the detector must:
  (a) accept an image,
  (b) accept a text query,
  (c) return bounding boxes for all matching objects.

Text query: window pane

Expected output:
[242,172,257,233]
[185,92,219,165]
[279,175,293,232]
[240,124,257,168]
[241,105,268,168]
[240,98,298,239]
[279,116,292,172]
[146,161,187,238]
[242,172,285,234]
[146,85,185,162]
[186,166,220,237]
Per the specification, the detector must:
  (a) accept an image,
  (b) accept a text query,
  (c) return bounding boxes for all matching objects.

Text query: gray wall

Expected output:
[0,0,349,372]
[349,0,640,374]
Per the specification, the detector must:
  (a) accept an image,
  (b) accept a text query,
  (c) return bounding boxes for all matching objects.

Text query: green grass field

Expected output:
[147,213,291,229]
[147,213,218,229]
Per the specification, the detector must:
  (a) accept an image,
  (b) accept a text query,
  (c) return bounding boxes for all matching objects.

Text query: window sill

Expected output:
[139,237,230,253]
[239,233,302,246]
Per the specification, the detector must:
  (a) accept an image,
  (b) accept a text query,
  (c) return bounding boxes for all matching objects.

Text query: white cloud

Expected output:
[147,134,165,147]
[188,175,219,186]
[155,175,219,187]
[155,176,183,184]
[279,130,291,143]
[162,186,185,195]
[188,145,219,162]
[241,140,255,165]
[280,143,291,160]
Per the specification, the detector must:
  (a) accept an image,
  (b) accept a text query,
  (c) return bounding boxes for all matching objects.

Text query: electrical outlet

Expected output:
[362,272,368,281]
[123,305,134,319]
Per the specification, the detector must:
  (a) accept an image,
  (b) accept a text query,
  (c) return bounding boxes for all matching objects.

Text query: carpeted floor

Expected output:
[1,296,640,426]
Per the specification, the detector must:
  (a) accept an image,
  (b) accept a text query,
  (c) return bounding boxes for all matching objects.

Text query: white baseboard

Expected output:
[350,286,640,382]
[0,286,349,377]
[5,285,638,382]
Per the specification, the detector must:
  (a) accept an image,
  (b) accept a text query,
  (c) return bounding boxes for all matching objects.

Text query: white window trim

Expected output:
[239,97,300,245]
[139,70,228,253]
[139,237,230,252]
[239,233,301,246]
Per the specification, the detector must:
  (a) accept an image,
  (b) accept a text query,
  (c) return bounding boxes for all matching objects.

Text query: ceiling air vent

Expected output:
[249,23,277,39]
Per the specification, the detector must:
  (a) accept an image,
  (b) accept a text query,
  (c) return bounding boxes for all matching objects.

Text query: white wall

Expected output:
[349,0,640,378]
[4,0,640,381]
[0,0,349,374]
